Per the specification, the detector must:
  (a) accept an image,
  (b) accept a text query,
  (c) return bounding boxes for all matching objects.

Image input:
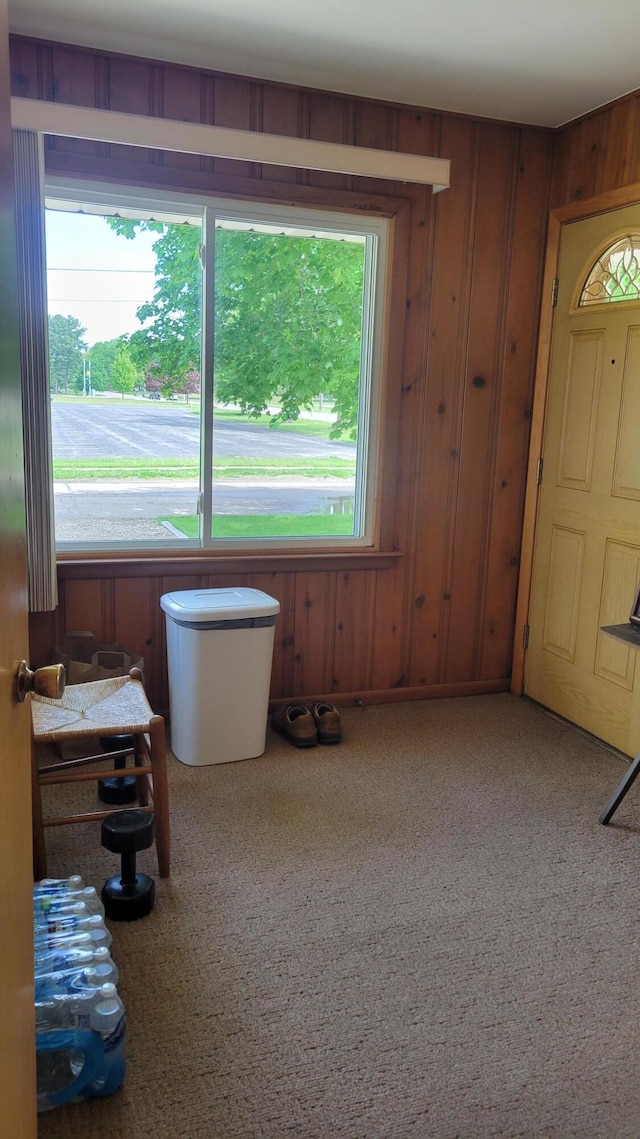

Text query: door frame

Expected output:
[512,179,640,695]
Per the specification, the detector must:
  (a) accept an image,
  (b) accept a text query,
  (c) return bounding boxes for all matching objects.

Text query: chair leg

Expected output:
[133,732,151,807]
[148,716,171,878]
[599,749,640,824]
[31,740,47,881]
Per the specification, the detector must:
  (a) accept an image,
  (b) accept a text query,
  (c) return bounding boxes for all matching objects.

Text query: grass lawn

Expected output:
[54,458,200,479]
[53,457,356,480]
[160,514,355,539]
[211,408,353,443]
[51,394,190,410]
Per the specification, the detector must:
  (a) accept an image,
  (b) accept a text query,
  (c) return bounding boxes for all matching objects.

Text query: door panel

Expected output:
[557,328,603,489]
[613,327,640,498]
[542,525,585,660]
[0,0,37,1133]
[526,204,640,756]
[594,540,640,688]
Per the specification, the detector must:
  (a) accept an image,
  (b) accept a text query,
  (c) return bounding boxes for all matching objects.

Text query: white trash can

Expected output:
[160,587,280,766]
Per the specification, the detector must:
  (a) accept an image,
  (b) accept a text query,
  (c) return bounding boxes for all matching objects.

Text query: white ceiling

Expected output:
[8,0,640,129]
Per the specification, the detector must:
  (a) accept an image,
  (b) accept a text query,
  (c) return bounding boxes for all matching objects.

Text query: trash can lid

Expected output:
[160,587,280,622]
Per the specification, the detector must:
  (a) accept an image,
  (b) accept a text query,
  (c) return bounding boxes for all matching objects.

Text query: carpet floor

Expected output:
[36,693,640,1139]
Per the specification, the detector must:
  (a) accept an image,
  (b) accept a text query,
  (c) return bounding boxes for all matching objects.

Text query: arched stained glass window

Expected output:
[579,234,640,306]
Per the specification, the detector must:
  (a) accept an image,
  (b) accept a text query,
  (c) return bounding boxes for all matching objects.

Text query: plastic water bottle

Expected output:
[85,989,127,1098]
[36,984,126,1110]
[34,886,104,919]
[35,961,120,1001]
[35,900,90,924]
[35,982,119,1033]
[34,943,115,977]
[34,926,112,959]
[34,875,85,895]
[32,875,126,1110]
[35,929,112,959]
[36,1029,104,1112]
[35,913,109,940]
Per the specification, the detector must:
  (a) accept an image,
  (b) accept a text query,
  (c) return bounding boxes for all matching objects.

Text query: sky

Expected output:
[45,208,362,349]
[45,210,159,347]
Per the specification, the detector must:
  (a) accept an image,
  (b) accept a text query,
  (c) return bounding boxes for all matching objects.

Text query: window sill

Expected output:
[56,549,402,579]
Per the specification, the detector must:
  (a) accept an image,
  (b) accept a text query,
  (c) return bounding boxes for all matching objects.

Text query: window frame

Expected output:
[45,176,392,557]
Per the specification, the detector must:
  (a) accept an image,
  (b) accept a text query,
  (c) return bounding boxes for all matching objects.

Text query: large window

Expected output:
[45,181,389,552]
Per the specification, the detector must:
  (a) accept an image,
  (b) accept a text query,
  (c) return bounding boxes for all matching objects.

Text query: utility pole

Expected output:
[82,353,92,396]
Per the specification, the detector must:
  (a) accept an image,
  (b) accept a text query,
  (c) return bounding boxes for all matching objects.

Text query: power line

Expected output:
[48,267,156,274]
[49,299,151,304]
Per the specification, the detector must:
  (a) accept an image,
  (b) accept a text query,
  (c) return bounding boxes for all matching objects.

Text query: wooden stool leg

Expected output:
[31,739,47,881]
[149,716,171,878]
[133,732,151,807]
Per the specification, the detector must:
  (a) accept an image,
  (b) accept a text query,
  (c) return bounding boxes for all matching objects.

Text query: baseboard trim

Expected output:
[160,679,511,726]
[268,678,510,710]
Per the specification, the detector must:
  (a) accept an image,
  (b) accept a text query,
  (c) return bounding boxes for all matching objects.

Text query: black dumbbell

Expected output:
[101,809,155,921]
[97,734,137,805]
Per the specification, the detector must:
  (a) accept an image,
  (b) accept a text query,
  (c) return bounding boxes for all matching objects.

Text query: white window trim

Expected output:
[45,177,392,554]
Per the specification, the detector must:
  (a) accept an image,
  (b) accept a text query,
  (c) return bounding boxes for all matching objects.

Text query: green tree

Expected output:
[110,345,138,398]
[48,314,87,394]
[106,218,365,435]
[108,218,201,382]
[87,339,121,392]
[214,229,364,436]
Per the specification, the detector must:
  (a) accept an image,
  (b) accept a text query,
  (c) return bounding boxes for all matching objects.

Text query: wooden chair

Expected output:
[30,668,170,881]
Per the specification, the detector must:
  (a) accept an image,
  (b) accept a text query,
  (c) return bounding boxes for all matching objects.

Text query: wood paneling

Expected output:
[408,116,476,688]
[481,129,552,680]
[13,36,554,711]
[307,93,353,191]
[291,571,335,697]
[333,569,376,693]
[62,577,111,639]
[260,86,301,184]
[552,92,640,209]
[445,124,516,682]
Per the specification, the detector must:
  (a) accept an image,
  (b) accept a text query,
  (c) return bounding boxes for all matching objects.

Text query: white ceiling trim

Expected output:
[10,98,450,192]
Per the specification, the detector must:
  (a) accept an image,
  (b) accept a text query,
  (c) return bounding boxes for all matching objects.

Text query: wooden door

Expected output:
[0,1,38,1134]
[525,204,640,756]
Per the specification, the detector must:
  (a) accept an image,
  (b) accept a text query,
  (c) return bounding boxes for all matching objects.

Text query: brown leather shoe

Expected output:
[271,704,317,748]
[311,702,342,744]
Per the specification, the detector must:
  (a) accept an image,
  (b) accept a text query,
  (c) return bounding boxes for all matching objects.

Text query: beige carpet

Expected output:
[36,694,640,1139]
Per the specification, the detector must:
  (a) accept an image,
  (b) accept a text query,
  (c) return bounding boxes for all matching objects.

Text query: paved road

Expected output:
[51,402,355,460]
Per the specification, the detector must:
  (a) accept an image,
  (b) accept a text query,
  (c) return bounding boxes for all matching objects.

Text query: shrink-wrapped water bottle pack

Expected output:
[33,876,126,1113]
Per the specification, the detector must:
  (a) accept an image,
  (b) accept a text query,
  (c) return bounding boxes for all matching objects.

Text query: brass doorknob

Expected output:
[15,661,66,703]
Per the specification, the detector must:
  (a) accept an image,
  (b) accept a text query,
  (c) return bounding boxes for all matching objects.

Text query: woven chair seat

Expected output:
[31,675,154,742]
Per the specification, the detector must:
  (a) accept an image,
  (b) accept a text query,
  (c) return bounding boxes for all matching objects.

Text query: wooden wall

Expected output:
[11,36,555,713]
[551,93,640,208]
